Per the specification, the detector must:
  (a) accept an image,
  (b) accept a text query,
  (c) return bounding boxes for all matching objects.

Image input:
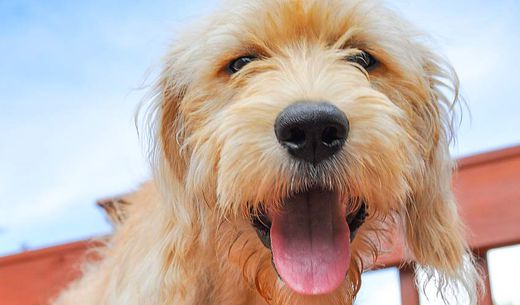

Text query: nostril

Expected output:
[275,101,349,163]
[282,127,306,149]
[321,125,345,147]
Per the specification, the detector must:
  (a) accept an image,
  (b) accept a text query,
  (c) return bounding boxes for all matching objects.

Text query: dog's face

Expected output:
[152,0,478,304]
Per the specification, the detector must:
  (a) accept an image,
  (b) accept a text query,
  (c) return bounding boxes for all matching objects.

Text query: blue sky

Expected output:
[0,0,221,252]
[0,1,519,304]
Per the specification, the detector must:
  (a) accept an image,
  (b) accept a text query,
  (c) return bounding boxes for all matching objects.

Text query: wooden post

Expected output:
[476,251,494,305]
[399,266,420,305]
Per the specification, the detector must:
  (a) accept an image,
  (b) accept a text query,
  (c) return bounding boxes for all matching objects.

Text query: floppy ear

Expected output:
[145,58,213,301]
[402,52,481,302]
[157,64,188,181]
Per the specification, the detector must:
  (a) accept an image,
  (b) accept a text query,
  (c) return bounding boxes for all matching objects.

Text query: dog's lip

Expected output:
[251,206,272,249]
[250,194,367,250]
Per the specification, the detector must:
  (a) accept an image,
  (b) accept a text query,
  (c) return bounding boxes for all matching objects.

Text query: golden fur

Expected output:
[54,0,482,304]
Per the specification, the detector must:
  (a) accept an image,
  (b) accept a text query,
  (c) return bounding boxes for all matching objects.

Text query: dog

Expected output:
[54,0,482,304]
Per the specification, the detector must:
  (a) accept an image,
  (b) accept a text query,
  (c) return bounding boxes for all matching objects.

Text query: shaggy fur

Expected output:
[54,0,482,304]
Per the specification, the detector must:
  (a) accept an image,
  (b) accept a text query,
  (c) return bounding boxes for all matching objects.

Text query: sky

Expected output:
[0,1,519,304]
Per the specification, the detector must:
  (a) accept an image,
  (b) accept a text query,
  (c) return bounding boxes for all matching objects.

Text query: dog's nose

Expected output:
[275,102,349,164]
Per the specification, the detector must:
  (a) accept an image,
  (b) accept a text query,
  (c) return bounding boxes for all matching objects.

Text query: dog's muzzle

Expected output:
[246,102,361,295]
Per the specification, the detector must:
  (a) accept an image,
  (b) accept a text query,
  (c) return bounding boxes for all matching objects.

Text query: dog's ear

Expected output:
[402,51,481,302]
[157,64,188,180]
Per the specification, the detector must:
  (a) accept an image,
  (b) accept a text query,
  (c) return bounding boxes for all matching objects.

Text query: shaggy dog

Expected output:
[54,0,481,304]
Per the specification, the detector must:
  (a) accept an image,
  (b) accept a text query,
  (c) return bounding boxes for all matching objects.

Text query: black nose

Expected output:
[275,102,349,164]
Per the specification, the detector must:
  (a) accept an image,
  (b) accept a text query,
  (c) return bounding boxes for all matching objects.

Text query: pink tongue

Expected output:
[269,189,351,295]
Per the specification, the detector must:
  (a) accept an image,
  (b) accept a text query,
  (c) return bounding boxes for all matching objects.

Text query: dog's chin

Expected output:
[251,188,367,296]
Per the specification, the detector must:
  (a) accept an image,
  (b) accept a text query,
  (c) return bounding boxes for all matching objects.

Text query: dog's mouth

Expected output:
[251,188,367,296]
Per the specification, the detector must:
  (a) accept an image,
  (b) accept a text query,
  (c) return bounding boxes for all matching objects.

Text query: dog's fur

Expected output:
[54,0,482,304]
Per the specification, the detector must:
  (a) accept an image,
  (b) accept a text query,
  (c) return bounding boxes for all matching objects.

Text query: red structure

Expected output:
[0,241,98,305]
[1,145,519,305]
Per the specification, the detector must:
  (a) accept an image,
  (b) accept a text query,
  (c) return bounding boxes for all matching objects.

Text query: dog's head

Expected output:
[146,0,480,303]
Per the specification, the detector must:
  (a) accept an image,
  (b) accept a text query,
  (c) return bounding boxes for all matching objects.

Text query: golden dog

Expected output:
[54,0,481,304]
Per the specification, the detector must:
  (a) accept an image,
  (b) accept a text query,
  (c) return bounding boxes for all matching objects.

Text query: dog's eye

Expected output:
[228,56,257,74]
[345,51,377,71]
